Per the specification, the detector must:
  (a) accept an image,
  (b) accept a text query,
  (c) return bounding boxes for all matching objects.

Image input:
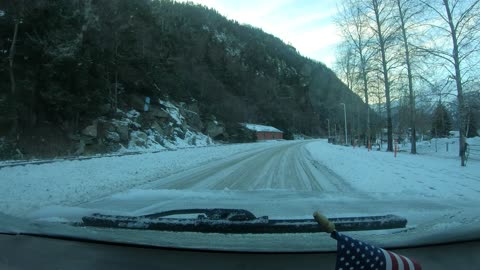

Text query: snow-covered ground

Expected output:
[0,141,280,216]
[307,138,480,201]
[1,139,479,251]
[398,136,480,160]
[1,138,479,217]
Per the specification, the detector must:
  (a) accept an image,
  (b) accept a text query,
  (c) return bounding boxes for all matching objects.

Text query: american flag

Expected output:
[334,232,422,270]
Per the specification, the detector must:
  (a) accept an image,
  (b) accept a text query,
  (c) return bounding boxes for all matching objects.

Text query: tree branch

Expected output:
[420,0,449,24]
[455,0,480,32]
[411,45,455,65]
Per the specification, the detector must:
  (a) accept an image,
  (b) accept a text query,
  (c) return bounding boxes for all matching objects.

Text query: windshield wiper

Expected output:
[80,208,408,234]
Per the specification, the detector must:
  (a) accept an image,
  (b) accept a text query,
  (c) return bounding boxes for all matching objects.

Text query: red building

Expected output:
[244,124,283,140]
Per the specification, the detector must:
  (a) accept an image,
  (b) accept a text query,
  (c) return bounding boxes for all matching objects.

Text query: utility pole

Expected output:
[340,103,348,145]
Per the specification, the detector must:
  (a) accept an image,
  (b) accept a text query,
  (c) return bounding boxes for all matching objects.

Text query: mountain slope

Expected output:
[0,0,368,158]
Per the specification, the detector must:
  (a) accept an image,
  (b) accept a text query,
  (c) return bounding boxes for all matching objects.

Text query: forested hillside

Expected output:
[0,0,368,159]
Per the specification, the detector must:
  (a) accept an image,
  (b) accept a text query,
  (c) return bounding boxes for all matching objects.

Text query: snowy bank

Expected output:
[0,141,287,216]
[305,140,480,200]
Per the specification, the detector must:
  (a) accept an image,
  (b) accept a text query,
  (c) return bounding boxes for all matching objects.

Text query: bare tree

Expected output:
[368,0,399,152]
[334,42,357,91]
[336,0,376,145]
[419,0,480,166]
[6,1,22,138]
[394,0,422,154]
[8,18,18,95]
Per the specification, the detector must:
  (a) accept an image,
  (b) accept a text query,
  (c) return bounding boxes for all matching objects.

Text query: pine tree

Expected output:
[431,103,452,138]
[466,110,478,138]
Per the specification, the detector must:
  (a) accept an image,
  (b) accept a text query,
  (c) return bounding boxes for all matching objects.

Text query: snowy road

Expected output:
[140,141,352,192]
[3,139,480,251]
[3,138,479,220]
[77,141,368,217]
[73,139,480,230]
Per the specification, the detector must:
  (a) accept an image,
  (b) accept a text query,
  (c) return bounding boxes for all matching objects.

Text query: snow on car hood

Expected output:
[1,188,476,252]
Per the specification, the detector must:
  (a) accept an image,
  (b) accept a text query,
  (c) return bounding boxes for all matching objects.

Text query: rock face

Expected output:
[129,131,148,147]
[114,121,130,142]
[97,117,130,143]
[205,120,225,138]
[81,123,97,137]
[184,110,203,131]
[73,139,86,155]
[106,131,121,142]
[151,121,164,135]
[148,107,170,119]
[2,96,218,160]
[73,99,214,154]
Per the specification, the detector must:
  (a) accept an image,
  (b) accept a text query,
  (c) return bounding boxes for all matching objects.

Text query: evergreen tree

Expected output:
[431,103,452,138]
[466,110,478,138]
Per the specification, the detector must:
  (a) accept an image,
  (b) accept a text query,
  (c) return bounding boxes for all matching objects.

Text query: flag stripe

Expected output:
[381,249,393,270]
[413,259,422,270]
[401,254,414,270]
[389,251,400,270]
[395,253,405,270]
[334,233,422,270]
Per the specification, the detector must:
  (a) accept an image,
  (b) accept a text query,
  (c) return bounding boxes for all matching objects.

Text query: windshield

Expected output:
[0,0,479,252]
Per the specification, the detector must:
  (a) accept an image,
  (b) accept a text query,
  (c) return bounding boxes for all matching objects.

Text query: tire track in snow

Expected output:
[145,141,357,193]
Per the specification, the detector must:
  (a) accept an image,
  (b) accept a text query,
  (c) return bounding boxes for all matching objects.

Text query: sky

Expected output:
[178,0,341,67]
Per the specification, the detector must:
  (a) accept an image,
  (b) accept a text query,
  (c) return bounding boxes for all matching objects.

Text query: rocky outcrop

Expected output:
[205,118,225,138]
[184,110,203,131]
[105,131,121,142]
[129,130,148,147]
[151,121,164,135]
[113,121,130,142]
[2,96,219,160]
[148,107,170,119]
[81,123,97,138]
[97,118,130,143]
[73,99,214,155]
[181,102,204,132]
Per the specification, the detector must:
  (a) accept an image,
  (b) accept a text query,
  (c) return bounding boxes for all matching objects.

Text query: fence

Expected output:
[466,144,480,162]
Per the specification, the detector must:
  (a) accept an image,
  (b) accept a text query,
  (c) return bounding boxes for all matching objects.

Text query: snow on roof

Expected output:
[243,123,283,133]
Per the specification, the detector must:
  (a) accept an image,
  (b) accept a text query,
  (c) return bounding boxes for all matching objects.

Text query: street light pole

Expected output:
[340,103,348,145]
